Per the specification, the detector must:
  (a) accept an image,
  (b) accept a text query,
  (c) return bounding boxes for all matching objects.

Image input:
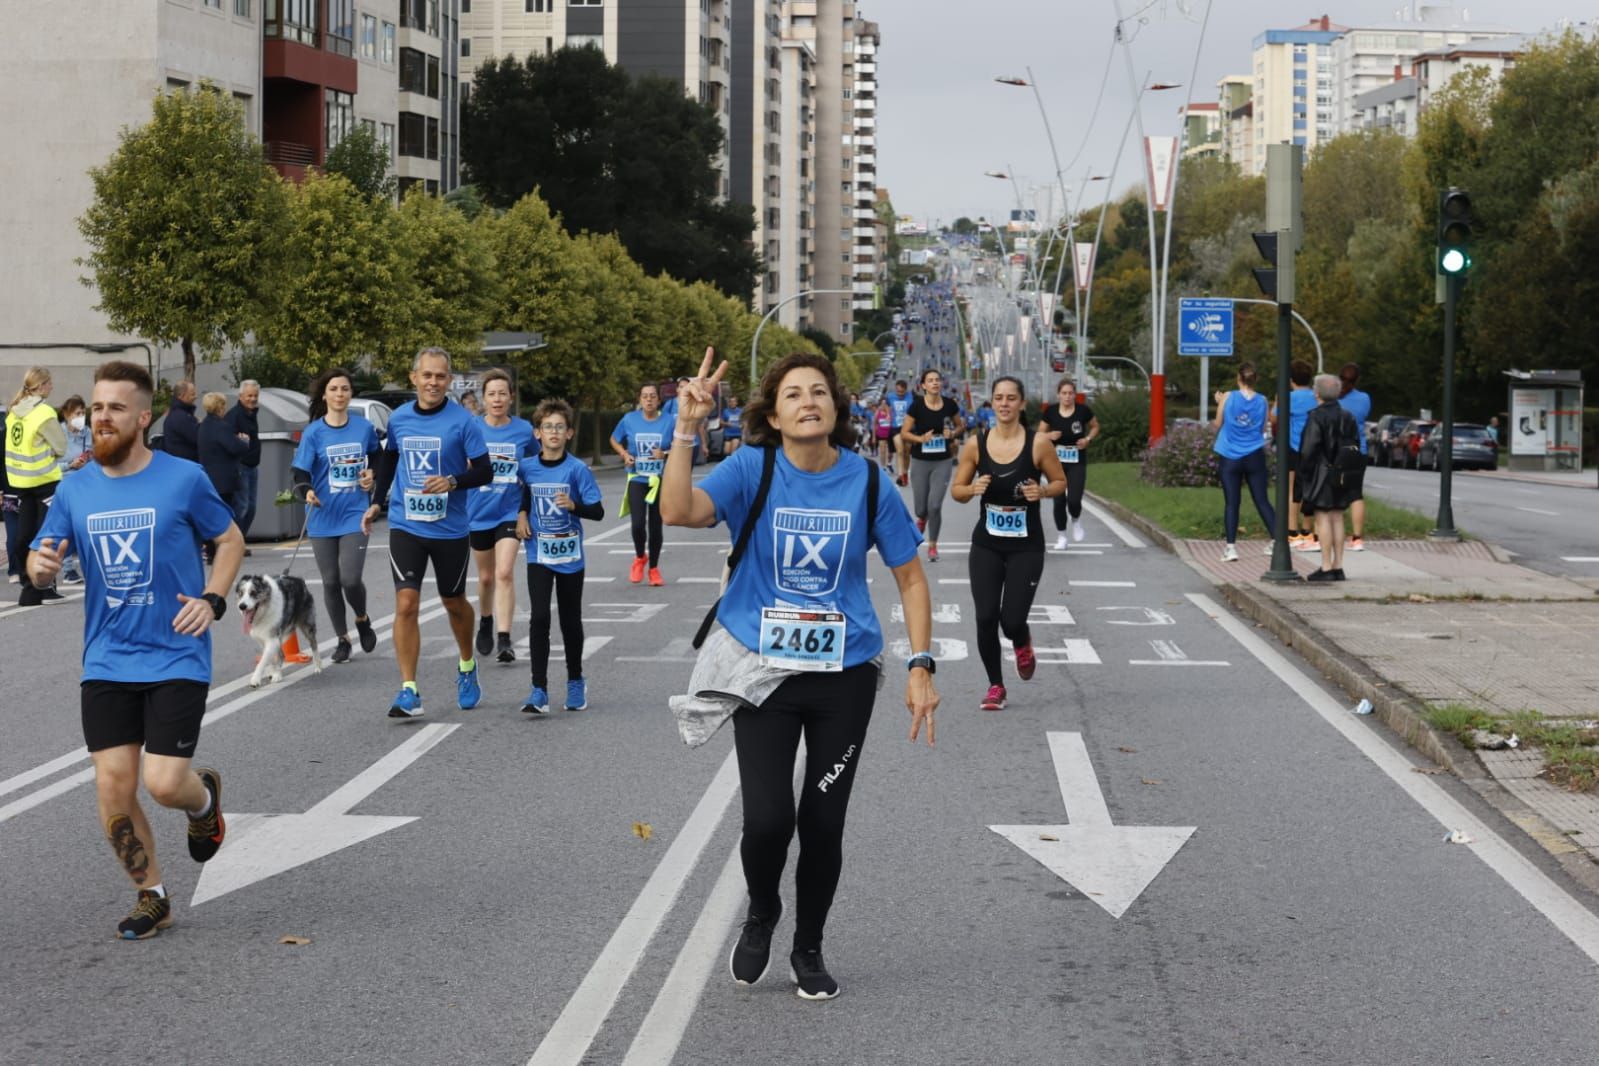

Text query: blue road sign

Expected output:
[1178,298,1234,356]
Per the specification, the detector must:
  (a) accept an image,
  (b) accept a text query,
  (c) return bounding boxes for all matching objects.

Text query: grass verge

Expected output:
[1425,704,1599,792]
[1089,462,1441,541]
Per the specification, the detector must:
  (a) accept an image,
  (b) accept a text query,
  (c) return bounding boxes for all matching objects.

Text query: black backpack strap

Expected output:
[866,455,879,547]
[692,445,777,649]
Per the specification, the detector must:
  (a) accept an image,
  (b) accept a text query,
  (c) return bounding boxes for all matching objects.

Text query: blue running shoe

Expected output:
[565,678,588,712]
[457,664,482,710]
[521,684,550,715]
[388,686,424,719]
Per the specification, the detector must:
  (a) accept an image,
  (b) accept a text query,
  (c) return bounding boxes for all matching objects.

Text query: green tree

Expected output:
[77,86,286,380]
[323,125,397,201]
[950,217,979,236]
[462,47,760,301]
[381,189,501,376]
[443,183,489,220]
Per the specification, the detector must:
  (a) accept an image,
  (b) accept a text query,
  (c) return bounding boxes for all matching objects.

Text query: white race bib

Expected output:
[922,435,947,456]
[1056,446,1080,464]
[488,444,519,485]
[759,608,846,672]
[634,457,664,477]
[536,532,583,567]
[984,504,1028,538]
[403,489,448,523]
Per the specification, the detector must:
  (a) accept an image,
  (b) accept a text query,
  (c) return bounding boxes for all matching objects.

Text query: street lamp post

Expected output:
[750,289,853,392]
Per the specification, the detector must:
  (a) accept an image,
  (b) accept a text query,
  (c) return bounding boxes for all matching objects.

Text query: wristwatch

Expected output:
[202,592,227,620]
[446,474,459,491]
[906,653,936,675]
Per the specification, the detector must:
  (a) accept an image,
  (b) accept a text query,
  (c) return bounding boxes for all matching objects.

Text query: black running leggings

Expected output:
[732,663,877,951]
[1218,450,1276,544]
[969,543,1046,686]
[1051,461,1088,530]
[526,564,585,686]
[626,479,663,566]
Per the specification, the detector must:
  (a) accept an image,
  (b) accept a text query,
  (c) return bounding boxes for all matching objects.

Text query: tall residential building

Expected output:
[1178,102,1222,160]
[776,32,818,331]
[850,17,883,319]
[1248,16,1345,176]
[732,0,787,317]
[1412,35,1525,113]
[1216,75,1253,168]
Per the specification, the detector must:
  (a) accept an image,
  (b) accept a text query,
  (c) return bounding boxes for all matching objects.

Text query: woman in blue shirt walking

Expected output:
[1211,362,1276,562]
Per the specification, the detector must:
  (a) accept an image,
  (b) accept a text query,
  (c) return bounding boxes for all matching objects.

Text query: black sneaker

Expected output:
[355,616,377,654]
[729,903,781,986]
[1332,568,1347,582]
[117,890,173,940]
[475,617,494,657]
[187,768,225,863]
[1306,568,1333,583]
[331,638,352,664]
[38,586,65,603]
[790,948,840,1000]
[496,634,516,664]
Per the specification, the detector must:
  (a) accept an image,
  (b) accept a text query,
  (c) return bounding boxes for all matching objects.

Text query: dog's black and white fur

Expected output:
[234,574,323,688]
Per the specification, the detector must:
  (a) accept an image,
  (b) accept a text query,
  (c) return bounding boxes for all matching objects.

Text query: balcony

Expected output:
[855,207,875,220]
[855,153,875,166]
[854,226,876,238]
[854,96,875,111]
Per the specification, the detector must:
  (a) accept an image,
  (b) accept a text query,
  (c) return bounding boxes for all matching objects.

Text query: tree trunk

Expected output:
[591,400,603,464]
[181,336,196,383]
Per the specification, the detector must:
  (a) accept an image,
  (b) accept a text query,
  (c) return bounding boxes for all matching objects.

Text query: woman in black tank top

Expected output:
[951,376,1068,712]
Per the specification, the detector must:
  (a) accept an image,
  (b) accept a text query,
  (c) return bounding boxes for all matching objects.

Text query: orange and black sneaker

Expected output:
[187,767,225,863]
[118,890,173,941]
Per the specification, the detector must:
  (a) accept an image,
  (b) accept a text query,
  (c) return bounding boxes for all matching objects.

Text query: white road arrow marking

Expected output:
[1099,606,1175,626]
[890,637,968,662]
[1129,639,1230,667]
[1028,605,1076,625]
[989,732,1194,919]
[892,603,961,624]
[1031,639,1102,665]
[191,723,459,906]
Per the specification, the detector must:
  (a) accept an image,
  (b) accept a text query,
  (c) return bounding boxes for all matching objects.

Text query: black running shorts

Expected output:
[469,522,519,552]
[389,526,472,598]
[81,680,210,757]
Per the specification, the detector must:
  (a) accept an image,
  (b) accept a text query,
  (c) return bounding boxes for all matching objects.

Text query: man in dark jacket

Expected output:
[224,380,261,540]
[163,381,200,462]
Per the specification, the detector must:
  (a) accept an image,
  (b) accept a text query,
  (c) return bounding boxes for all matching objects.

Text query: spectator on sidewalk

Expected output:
[1337,363,1371,552]
[1300,373,1364,583]
[224,380,262,546]
[56,395,92,585]
[6,367,66,605]
[1271,360,1318,552]
[1486,416,1501,447]
[198,392,247,564]
[1211,361,1276,563]
[163,381,200,462]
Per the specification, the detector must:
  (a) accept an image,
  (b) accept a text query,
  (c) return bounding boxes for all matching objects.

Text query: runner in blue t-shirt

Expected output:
[514,398,603,714]
[467,369,535,665]
[659,346,938,1002]
[292,367,382,664]
[1337,362,1373,551]
[364,348,492,718]
[29,361,241,940]
[609,384,676,586]
[722,394,744,456]
[887,379,913,485]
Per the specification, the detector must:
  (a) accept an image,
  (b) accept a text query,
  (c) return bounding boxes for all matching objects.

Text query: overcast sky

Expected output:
[869,0,1588,226]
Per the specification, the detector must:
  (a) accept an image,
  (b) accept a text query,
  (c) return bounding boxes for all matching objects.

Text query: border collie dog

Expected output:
[234,574,322,688]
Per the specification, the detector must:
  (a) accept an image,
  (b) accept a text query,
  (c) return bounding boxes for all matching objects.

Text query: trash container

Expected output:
[248,387,311,542]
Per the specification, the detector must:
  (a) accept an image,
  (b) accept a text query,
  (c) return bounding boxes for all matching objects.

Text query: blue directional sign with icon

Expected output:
[1178,298,1234,356]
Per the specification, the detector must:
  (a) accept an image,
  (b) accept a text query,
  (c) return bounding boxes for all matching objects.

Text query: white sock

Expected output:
[147,883,167,899]
[188,791,213,820]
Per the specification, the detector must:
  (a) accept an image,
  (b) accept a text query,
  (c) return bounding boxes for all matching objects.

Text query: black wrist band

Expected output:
[202,592,227,620]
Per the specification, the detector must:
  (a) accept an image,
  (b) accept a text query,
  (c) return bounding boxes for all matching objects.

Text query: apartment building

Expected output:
[732,1,787,317]
[775,33,818,331]
[1412,36,1524,112]
[1216,75,1253,168]
[1247,16,1345,176]
[850,18,883,317]
[1179,102,1222,160]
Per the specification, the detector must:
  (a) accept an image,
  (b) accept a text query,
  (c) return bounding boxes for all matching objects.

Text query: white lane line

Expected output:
[526,751,742,1066]
[937,578,968,585]
[1070,580,1136,588]
[1081,498,1147,549]
[1561,557,1599,563]
[676,577,722,584]
[0,748,90,800]
[1516,506,1560,517]
[1058,549,1104,556]
[1127,659,1232,666]
[1187,591,1599,967]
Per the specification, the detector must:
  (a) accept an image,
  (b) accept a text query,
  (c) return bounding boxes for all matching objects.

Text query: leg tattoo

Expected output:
[107,814,150,885]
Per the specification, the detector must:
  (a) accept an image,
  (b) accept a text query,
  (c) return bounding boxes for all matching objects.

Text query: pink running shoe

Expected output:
[1014,643,1036,681]
[980,685,1007,712]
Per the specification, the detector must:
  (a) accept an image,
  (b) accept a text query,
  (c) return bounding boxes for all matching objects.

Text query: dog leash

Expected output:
[280,497,312,578]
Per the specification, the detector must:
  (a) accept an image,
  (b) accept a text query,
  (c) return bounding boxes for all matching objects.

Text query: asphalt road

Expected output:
[1359,465,1599,578]
[7,459,1599,1065]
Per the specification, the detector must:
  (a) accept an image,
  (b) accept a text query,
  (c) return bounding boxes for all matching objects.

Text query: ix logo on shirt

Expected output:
[87,508,156,608]
[772,509,850,597]
[529,483,573,530]
[401,436,442,485]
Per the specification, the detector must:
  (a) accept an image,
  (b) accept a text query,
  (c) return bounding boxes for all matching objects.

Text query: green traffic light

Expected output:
[1440,247,1470,275]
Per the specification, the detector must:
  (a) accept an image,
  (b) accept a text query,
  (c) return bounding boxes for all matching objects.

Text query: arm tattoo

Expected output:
[106,815,151,885]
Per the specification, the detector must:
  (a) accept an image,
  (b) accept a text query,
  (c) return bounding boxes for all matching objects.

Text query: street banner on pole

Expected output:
[1019,315,1032,346]
[1177,298,1234,356]
[1005,334,1015,358]
[1145,136,1179,212]
[1074,243,1096,292]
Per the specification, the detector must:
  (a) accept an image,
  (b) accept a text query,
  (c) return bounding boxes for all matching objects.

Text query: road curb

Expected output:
[1088,489,1599,892]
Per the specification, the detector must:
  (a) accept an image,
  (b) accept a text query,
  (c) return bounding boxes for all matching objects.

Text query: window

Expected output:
[399,111,428,157]
[570,0,602,5]
[461,37,471,56]
[380,122,396,165]
[325,89,354,152]
[567,33,602,48]
[426,117,439,160]
[400,0,426,30]
[234,91,254,131]
[360,14,377,58]
[398,176,423,198]
[235,0,251,15]
[527,0,551,10]
[427,54,440,97]
[204,0,222,8]
[382,22,395,63]
[400,48,427,93]
[265,0,319,45]
[461,0,470,9]
[328,0,354,56]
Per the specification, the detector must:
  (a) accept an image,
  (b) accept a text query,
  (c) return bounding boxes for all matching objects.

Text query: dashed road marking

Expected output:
[1069,580,1136,587]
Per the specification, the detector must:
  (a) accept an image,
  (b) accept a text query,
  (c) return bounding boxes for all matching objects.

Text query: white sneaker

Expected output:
[1071,520,1086,543]
[1221,544,1239,562]
[1053,533,1068,551]
[1263,543,1275,556]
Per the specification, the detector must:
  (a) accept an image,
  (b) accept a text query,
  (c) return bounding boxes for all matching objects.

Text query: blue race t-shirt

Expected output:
[1288,389,1318,453]
[292,415,380,538]
[889,394,912,428]
[1214,391,1269,460]
[1339,388,1372,455]
[722,406,743,439]
[384,399,489,540]
[519,453,603,574]
[611,410,676,482]
[34,452,236,684]
[699,446,922,667]
[468,415,535,531]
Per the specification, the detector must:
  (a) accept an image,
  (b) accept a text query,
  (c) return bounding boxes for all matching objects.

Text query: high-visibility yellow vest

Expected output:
[4,402,64,489]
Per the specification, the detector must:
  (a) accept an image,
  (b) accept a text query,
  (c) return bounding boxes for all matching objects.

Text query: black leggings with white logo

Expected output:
[969,543,1045,686]
[732,662,877,951]
[526,564,585,686]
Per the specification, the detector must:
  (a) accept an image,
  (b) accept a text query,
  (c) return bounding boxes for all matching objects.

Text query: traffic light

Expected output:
[1052,307,1068,333]
[1438,187,1474,276]
[1251,231,1294,303]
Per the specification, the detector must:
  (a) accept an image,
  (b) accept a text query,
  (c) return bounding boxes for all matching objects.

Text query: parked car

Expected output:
[347,398,393,442]
[1417,422,1498,471]
[1397,421,1437,469]
[1370,414,1412,467]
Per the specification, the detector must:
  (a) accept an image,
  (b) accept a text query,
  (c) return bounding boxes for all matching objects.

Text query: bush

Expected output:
[1088,388,1151,463]
[1141,421,1221,486]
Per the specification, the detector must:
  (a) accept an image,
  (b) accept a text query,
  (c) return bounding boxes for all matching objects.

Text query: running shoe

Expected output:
[916,516,927,534]
[522,685,551,715]
[475,617,494,657]
[629,556,647,583]
[496,634,516,664]
[648,567,665,587]
[926,545,938,563]
[356,616,378,654]
[897,473,909,487]
[457,663,482,710]
[1331,568,1347,581]
[730,903,782,986]
[980,684,1007,711]
[117,890,173,941]
[1221,544,1239,562]
[38,587,64,603]
[1293,536,1321,553]
[565,678,588,712]
[1071,519,1086,543]
[388,686,425,719]
[60,569,84,586]
[1053,533,1068,551]
[790,948,841,1000]
[331,638,352,664]
[1306,568,1334,583]
[186,768,225,863]
[1348,536,1366,552]
[5,574,17,585]
[1014,643,1036,681]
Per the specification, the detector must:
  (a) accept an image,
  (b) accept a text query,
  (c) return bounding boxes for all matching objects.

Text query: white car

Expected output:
[347,398,393,442]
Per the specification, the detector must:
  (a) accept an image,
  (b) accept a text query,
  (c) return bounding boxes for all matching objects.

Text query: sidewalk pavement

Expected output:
[1461,466,1597,490]
[1090,492,1599,893]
